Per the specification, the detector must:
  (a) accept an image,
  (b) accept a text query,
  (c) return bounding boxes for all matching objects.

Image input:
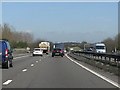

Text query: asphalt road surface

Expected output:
[2,53,119,88]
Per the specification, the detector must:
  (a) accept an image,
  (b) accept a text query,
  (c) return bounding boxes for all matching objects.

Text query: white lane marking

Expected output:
[65,54,120,88]
[31,64,34,67]
[36,61,38,63]
[22,69,27,72]
[14,55,29,60]
[3,80,12,85]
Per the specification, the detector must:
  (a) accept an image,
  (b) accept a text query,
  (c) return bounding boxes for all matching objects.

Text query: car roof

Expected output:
[0,40,9,43]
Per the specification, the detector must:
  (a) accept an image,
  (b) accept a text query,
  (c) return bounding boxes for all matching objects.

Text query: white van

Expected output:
[95,43,106,53]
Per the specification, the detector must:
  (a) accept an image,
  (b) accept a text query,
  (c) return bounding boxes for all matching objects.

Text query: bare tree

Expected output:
[103,38,115,53]
[1,23,34,48]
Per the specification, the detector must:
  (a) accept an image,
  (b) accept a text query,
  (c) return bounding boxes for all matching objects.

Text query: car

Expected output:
[52,48,64,57]
[32,48,43,56]
[0,40,13,69]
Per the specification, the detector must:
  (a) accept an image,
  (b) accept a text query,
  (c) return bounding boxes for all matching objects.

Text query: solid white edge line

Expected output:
[65,54,120,88]
[3,80,12,85]
[22,69,27,72]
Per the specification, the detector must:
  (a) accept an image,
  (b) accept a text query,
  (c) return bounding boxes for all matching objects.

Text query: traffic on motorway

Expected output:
[0,40,120,88]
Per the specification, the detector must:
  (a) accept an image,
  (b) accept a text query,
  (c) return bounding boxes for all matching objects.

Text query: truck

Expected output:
[39,42,50,54]
[95,43,106,53]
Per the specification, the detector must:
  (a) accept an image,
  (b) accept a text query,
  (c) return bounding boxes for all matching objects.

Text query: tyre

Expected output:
[61,55,63,57]
[6,61,9,69]
[10,63,13,67]
[33,54,35,56]
[52,55,54,57]
[2,61,9,69]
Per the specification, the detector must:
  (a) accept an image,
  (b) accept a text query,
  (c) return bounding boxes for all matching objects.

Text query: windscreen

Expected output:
[96,46,105,49]
[34,49,40,51]
[54,43,64,50]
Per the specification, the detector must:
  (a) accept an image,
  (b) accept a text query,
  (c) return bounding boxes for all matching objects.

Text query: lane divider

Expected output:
[36,61,38,63]
[31,64,34,67]
[65,54,120,88]
[3,80,12,85]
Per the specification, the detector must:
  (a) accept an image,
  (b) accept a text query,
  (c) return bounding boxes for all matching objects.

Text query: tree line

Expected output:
[0,23,119,53]
[0,23,53,50]
[0,23,34,48]
[63,35,120,53]
[103,33,120,53]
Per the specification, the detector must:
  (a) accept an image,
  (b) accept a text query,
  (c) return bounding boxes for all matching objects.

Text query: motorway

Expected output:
[2,53,119,88]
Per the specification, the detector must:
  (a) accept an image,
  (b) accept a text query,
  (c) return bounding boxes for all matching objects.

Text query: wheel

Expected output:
[52,55,54,57]
[10,63,13,67]
[2,61,9,69]
[33,54,35,56]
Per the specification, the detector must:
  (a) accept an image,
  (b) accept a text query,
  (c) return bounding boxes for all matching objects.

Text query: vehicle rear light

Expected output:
[60,50,63,53]
[5,49,8,57]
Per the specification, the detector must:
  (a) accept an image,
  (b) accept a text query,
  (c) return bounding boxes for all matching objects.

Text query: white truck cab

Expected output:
[95,43,106,53]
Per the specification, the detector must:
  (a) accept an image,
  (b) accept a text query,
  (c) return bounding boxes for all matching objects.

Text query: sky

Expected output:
[2,1,118,43]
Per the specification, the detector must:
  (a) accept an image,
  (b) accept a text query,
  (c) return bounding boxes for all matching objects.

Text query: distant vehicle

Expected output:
[26,47,30,53]
[95,43,106,53]
[52,48,64,57]
[84,43,106,53]
[32,48,43,56]
[84,48,93,52]
[52,43,64,57]
[0,40,13,69]
[39,42,50,54]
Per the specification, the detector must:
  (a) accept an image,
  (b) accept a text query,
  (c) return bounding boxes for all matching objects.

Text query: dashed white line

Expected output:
[3,80,12,85]
[31,64,34,67]
[36,61,38,63]
[22,69,27,72]
[65,54,120,88]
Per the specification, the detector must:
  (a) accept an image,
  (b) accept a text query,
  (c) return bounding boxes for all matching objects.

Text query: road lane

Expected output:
[2,54,45,83]
[2,55,117,88]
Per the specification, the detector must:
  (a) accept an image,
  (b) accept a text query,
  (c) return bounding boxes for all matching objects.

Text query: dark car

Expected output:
[0,40,13,69]
[52,48,64,57]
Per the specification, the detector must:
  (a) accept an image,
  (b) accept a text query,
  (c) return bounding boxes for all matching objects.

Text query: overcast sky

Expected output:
[2,1,118,43]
